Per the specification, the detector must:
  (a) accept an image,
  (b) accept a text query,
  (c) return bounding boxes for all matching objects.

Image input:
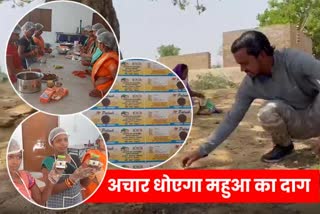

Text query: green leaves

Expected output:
[171,0,206,14]
[157,44,181,57]
[190,73,236,90]
[257,0,320,58]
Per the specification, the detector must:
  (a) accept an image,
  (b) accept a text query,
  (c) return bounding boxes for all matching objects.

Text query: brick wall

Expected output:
[223,24,313,67]
[289,25,313,53]
[158,52,211,70]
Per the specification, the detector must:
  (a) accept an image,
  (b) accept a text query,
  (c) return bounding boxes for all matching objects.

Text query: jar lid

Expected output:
[57,155,66,159]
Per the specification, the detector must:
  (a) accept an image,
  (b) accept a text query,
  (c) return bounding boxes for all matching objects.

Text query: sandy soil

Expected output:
[0,82,319,213]
[161,88,320,170]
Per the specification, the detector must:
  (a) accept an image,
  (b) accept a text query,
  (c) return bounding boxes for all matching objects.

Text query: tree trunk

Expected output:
[45,0,120,42]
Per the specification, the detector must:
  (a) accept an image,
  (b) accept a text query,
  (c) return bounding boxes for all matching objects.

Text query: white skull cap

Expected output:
[8,139,23,155]
[48,127,69,147]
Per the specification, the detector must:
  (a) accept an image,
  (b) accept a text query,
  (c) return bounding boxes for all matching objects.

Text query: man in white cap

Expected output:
[18,21,38,68]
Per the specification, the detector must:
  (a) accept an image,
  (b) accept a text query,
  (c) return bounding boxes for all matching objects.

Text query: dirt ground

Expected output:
[161,88,320,170]
[0,82,319,213]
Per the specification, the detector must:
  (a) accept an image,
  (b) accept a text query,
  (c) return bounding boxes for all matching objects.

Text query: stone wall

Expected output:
[223,24,313,67]
[159,52,211,70]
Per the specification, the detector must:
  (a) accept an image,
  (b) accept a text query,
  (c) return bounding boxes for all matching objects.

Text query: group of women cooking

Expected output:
[80,23,119,98]
[7,127,107,208]
[6,21,119,98]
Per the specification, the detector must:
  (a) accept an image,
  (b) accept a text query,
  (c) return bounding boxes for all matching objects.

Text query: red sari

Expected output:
[6,43,23,83]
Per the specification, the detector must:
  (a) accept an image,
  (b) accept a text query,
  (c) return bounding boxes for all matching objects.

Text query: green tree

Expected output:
[157,44,181,57]
[257,0,320,58]
[171,0,206,14]
[150,0,206,14]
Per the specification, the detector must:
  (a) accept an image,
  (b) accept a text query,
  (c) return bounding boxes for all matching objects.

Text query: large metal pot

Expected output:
[16,72,44,93]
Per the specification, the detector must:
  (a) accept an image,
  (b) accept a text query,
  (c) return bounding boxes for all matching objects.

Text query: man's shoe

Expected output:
[261,143,294,163]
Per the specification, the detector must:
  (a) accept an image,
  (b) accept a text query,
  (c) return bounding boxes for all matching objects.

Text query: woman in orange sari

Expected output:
[33,23,52,57]
[81,137,107,199]
[90,31,119,97]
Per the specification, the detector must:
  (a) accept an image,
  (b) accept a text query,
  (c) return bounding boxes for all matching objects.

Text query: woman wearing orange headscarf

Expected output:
[89,31,119,98]
[81,137,107,199]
